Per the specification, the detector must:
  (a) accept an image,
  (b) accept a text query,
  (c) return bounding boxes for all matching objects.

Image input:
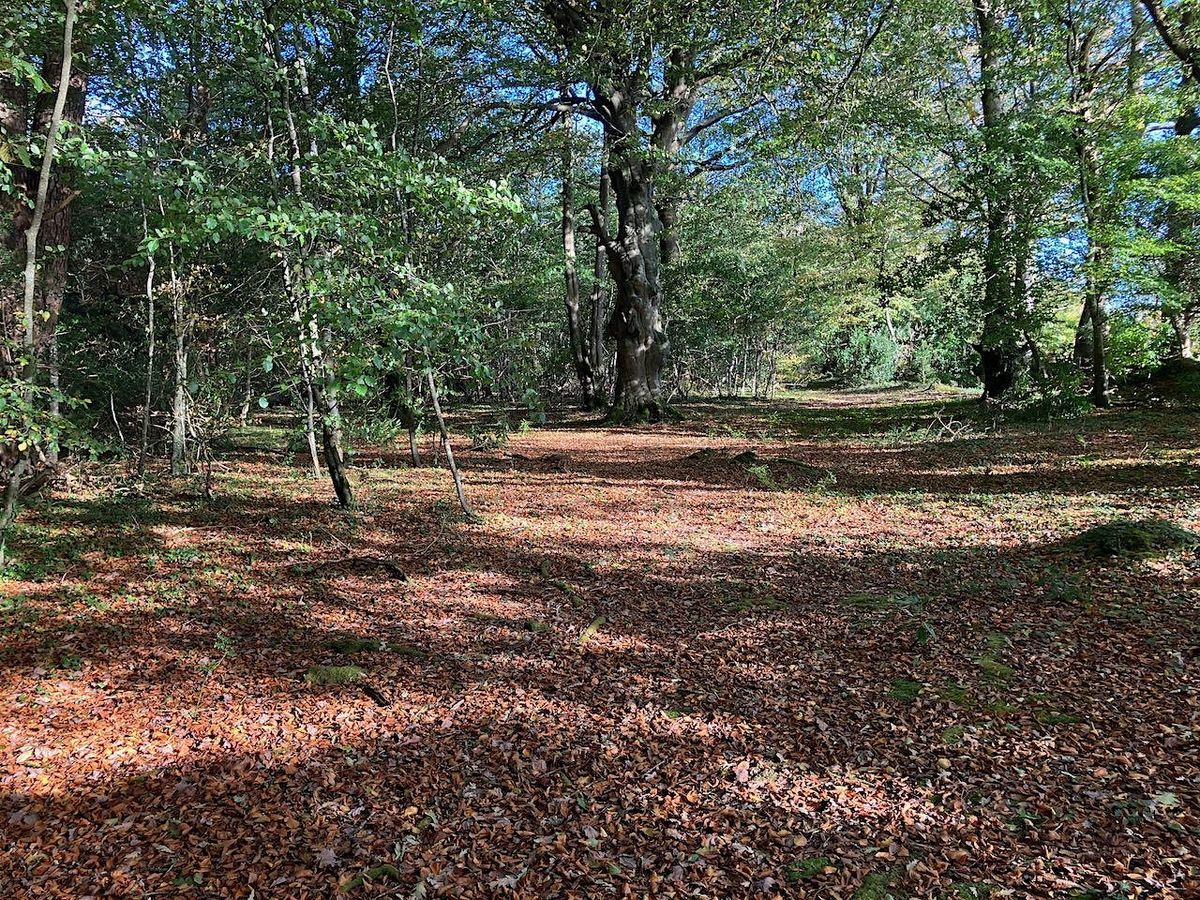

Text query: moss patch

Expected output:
[328,635,380,654]
[783,856,832,882]
[305,665,365,686]
[1070,518,1199,559]
[852,869,904,900]
[941,724,966,745]
[889,678,924,702]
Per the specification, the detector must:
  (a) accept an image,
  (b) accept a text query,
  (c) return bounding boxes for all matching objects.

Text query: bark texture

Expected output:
[973,0,1019,400]
[560,114,597,409]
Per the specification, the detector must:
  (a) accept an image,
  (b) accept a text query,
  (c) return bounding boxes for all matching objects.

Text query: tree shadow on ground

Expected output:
[3,394,1198,898]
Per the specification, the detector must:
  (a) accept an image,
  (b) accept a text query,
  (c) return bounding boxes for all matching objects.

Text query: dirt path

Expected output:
[2,390,1198,897]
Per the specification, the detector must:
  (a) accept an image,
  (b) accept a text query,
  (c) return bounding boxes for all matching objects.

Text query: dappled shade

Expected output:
[2,390,1197,897]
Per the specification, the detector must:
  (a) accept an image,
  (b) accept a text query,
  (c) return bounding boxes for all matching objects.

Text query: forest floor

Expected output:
[1,387,1199,898]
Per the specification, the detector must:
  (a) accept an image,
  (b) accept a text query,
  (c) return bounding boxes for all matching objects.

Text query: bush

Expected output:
[1006,361,1093,422]
[828,327,899,386]
[1108,312,1169,381]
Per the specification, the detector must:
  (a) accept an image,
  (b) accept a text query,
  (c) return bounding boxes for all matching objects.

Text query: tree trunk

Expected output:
[169,247,189,476]
[560,112,596,409]
[314,381,353,508]
[1169,311,1194,359]
[268,10,352,507]
[237,349,252,426]
[597,141,668,421]
[588,141,609,396]
[974,0,1018,401]
[425,367,478,522]
[1074,300,1093,367]
[31,36,87,363]
[385,367,422,466]
[1161,108,1199,355]
[1089,279,1109,407]
[651,48,695,270]
[139,210,156,478]
[1070,24,1110,407]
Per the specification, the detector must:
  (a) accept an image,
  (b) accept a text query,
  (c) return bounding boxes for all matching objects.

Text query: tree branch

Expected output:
[1140,0,1200,83]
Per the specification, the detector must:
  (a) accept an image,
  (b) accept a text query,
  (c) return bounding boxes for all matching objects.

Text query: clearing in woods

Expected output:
[1,389,1198,897]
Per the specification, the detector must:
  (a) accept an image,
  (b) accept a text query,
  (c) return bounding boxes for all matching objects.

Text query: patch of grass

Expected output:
[163,547,207,564]
[716,579,786,613]
[975,656,1013,681]
[852,869,904,900]
[975,633,1013,683]
[783,856,832,882]
[847,592,925,613]
[982,631,1008,654]
[579,615,607,645]
[1102,603,1146,623]
[328,635,381,654]
[305,665,365,686]
[1070,518,1199,559]
[2,526,89,581]
[745,463,781,490]
[941,724,967,745]
[220,425,293,453]
[1039,567,1090,605]
[939,680,971,705]
[889,678,924,702]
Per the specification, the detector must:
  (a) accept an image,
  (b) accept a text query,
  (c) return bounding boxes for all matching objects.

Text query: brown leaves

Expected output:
[1,392,1198,896]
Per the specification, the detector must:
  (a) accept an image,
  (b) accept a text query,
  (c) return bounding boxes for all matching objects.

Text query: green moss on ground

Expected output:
[1071,518,1199,559]
[305,665,365,685]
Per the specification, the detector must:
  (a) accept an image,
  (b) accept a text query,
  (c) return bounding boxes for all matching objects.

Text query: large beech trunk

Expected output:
[604,152,667,420]
[1078,150,1110,407]
[1067,21,1112,407]
[973,0,1018,401]
[587,147,609,395]
[560,114,597,409]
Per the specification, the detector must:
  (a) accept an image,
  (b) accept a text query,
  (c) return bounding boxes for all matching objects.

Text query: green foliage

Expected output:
[0,377,91,458]
[1107,312,1170,379]
[830,328,900,387]
[852,869,904,900]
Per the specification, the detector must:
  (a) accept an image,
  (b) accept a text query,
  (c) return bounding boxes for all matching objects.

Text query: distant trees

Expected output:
[1,0,1199,519]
